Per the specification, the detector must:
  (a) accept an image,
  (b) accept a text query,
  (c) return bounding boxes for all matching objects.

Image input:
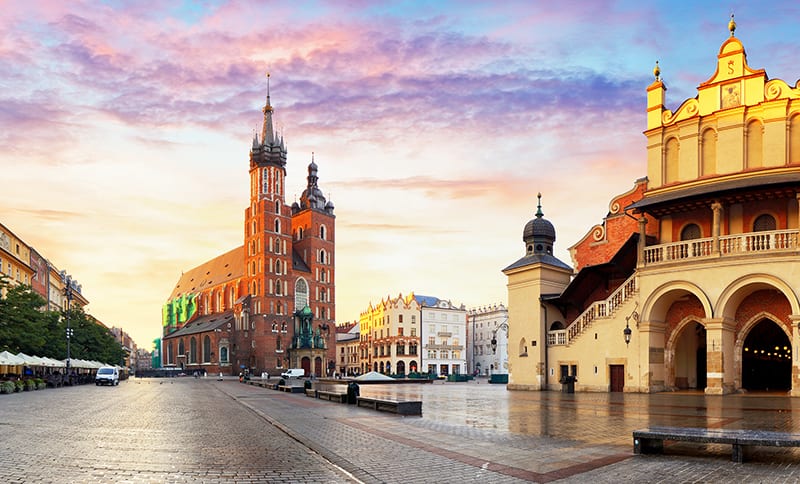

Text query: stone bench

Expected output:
[356,396,422,416]
[277,385,304,393]
[317,390,348,403]
[633,427,800,463]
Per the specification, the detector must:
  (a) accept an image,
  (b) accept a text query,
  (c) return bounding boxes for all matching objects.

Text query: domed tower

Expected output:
[523,193,556,256]
[503,193,572,391]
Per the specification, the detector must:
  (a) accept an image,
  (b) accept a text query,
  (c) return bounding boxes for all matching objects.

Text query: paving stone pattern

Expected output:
[3,377,800,482]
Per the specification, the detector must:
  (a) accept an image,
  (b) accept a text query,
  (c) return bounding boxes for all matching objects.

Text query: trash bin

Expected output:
[560,375,576,393]
[347,381,360,404]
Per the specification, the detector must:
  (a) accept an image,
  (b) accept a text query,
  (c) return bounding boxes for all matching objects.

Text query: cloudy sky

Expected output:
[3,1,800,349]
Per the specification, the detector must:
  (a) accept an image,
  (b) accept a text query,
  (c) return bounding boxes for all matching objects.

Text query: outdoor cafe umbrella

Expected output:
[0,350,25,366]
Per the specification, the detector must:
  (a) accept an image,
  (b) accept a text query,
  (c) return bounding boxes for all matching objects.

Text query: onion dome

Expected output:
[523,193,555,256]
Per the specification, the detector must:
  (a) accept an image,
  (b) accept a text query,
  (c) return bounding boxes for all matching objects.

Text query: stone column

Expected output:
[711,201,723,254]
[791,315,800,397]
[639,320,666,393]
[704,317,736,395]
[637,216,648,267]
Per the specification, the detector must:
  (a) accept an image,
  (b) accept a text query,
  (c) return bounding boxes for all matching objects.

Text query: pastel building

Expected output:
[504,19,800,395]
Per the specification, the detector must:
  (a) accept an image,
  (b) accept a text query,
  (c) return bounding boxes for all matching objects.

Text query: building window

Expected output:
[203,335,211,363]
[411,328,416,337]
[320,225,327,240]
[220,346,228,364]
[790,115,800,164]
[746,119,764,168]
[680,223,701,240]
[274,219,280,233]
[753,214,776,232]
[701,128,717,176]
[190,337,197,364]
[664,137,679,184]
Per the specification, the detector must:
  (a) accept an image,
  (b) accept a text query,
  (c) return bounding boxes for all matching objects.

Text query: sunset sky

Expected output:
[3,1,800,349]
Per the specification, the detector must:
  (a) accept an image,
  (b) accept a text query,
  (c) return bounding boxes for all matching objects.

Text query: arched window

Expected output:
[549,321,565,331]
[295,278,309,309]
[664,137,679,184]
[746,120,763,168]
[167,341,174,365]
[275,279,282,296]
[320,225,327,240]
[753,214,776,232]
[681,223,702,240]
[220,346,228,364]
[203,335,211,363]
[701,128,716,176]
[262,168,268,193]
[297,227,304,240]
[275,200,280,213]
[518,338,528,357]
[190,337,197,363]
[276,336,282,351]
[274,219,280,234]
[790,115,800,164]
[319,249,327,264]
[178,339,185,357]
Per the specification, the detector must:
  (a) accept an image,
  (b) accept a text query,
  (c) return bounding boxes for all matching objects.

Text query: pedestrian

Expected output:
[239,372,243,383]
[218,372,223,381]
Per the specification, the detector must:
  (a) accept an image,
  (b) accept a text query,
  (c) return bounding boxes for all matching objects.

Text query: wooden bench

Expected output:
[356,396,422,416]
[633,427,800,463]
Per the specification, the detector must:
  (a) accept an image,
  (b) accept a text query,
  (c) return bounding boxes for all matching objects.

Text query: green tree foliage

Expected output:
[0,276,126,365]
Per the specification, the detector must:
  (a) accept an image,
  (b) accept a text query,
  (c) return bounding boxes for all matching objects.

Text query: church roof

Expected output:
[502,253,572,273]
[163,310,234,339]
[169,246,244,299]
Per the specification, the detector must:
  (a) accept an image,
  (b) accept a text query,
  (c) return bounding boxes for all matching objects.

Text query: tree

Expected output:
[0,276,48,354]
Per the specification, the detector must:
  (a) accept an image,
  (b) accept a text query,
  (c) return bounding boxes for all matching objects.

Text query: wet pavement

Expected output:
[2,377,800,482]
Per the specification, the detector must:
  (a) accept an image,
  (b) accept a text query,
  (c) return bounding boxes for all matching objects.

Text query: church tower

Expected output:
[241,75,294,369]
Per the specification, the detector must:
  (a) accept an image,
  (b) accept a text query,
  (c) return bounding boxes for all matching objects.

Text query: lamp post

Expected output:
[623,303,639,347]
[63,274,76,374]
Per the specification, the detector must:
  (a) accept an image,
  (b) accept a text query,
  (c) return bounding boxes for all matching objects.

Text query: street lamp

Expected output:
[623,303,639,347]
[62,274,76,374]
[490,321,509,355]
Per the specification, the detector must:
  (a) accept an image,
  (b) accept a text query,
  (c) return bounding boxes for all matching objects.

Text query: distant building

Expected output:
[162,79,336,377]
[418,295,467,377]
[468,304,508,377]
[335,322,360,376]
[504,19,800,395]
[359,293,421,375]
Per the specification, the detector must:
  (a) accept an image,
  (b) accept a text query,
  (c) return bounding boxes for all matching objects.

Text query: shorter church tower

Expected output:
[503,194,572,390]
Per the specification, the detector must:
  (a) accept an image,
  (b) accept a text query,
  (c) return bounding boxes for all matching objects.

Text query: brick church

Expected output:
[161,78,336,377]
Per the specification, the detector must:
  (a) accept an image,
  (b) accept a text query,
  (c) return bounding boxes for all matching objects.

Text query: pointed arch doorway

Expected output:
[742,319,791,392]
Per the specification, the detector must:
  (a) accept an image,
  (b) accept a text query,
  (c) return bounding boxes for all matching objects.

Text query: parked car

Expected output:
[280,368,305,379]
[95,366,119,386]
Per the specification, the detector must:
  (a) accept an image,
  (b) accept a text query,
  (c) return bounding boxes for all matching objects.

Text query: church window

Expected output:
[274,219,280,233]
[746,120,763,168]
[753,214,776,232]
[275,200,280,213]
[262,168,268,193]
[190,337,197,363]
[319,249,327,264]
[320,225,327,240]
[680,223,701,240]
[295,278,309,309]
[298,227,304,240]
[203,336,211,363]
[700,128,717,176]
[220,346,228,364]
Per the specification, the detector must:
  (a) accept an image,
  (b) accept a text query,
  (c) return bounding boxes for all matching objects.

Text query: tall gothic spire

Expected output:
[261,72,275,145]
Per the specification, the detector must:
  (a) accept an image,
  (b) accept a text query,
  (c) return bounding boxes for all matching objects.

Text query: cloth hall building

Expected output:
[161,82,336,377]
[504,19,800,395]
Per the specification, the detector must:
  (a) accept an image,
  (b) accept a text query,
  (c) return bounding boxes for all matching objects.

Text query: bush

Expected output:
[34,378,46,390]
[25,379,36,391]
[0,381,15,394]
[14,380,24,392]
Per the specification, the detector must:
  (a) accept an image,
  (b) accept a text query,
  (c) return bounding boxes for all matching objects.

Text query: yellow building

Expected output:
[505,19,800,395]
[359,293,421,375]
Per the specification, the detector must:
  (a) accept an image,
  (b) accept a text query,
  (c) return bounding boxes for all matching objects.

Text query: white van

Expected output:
[95,366,119,386]
[280,368,305,379]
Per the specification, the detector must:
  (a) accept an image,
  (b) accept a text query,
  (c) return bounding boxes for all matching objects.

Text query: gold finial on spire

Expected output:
[653,60,660,81]
[728,13,736,37]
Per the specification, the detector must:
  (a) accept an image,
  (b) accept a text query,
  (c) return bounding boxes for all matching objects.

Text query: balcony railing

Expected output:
[548,273,637,347]
[643,229,799,265]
